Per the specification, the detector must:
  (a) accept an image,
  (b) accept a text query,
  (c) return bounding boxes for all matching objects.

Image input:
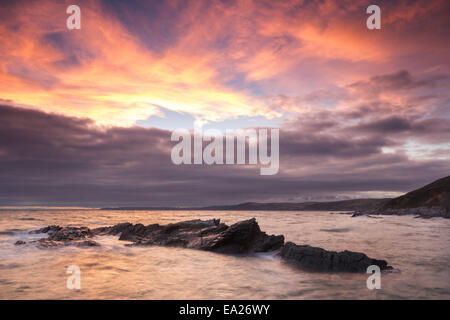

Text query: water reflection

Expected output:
[0,209,449,299]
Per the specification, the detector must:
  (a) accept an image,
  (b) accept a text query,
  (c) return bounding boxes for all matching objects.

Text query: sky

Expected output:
[0,0,449,207]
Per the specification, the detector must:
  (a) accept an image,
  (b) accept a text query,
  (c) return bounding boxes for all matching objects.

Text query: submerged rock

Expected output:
[21,218,392,272]
[280,242,392,272]
[14,240,26,245]
[35,238,100,248]
[348,206,450,219]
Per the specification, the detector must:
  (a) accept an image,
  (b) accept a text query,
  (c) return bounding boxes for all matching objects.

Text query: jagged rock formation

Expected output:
[29,226,100,247]
[93,218,285,254]
[17,218,391,273]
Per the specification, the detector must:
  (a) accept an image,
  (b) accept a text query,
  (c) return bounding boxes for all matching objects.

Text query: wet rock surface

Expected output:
[281,242,391,272]
[92,218,284,254]
[27,226,99,248]
[19,218,392,272]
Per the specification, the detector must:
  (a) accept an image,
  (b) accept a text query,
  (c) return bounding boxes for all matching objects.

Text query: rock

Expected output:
[22,218,392,272]
[93,222,133,236]
[34,238,99,248]
[29,225,98,248]
[350,212,382,219]
[15,240,26,245]
[74,240,99,247]
[27,218,284,254]
[107,218,284,254]
[199,218,284,253]
[45,226,93,241]
[35,238,61,248]
[280,242,392,272]
[29,225,62,234]
[351,212,365,217]
[117,223,148,241]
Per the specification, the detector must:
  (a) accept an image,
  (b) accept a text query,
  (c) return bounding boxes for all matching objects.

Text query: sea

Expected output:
[0,209,449,299]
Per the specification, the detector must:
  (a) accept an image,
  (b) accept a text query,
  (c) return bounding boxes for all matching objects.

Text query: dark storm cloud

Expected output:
[349,70,448,93]
[280,131,392,158]
[41,32,94,69]
[353,116,411,133]
[1,105,449,207]
[281,69,450,147]
[99,0,187,54]
[347,116,450,143]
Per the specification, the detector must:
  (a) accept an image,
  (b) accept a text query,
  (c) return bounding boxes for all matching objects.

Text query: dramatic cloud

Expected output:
[0,1,449,206]
[1,0,449,124]
[0,105,448,206]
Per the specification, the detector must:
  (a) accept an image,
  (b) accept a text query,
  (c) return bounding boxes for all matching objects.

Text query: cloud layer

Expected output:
[0,0,449,206]
[0,104,448,206]
[1,0,449,124]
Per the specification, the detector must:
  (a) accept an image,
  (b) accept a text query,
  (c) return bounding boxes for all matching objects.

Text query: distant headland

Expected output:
[102,176,450,219]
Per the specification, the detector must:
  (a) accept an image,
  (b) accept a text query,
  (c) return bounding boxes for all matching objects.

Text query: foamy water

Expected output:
[0,209,449,299]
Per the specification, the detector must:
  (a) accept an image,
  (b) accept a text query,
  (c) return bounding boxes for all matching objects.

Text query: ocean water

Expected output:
[0,209,449,299]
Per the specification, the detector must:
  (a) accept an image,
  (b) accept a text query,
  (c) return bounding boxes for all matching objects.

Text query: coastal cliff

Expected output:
[351,176,450,218]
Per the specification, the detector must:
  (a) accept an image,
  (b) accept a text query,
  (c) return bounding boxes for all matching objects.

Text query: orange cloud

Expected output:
[0,0,448,126]
[0,1,278,126]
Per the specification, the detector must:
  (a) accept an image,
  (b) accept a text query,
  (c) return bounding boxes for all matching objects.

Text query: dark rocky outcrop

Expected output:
[92,218,284,254]
[20,218,391,272]
[44,226,92,241]
[29,225,62,234]
[27,226,99,247]
[281,242,391,272]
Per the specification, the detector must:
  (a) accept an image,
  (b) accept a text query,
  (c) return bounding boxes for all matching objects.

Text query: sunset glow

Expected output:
[0,0,449,206]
